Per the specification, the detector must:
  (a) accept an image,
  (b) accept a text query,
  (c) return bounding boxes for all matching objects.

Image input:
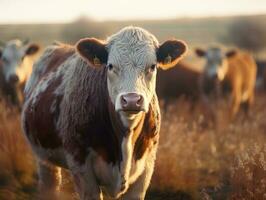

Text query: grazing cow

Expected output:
[156,62,201,107]
[0,39,40,108]
[195,47,257,118]
[22,27,187,199]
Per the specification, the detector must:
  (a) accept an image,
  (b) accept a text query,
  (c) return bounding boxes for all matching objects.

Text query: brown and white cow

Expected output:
[0,40,40,108]
[22,27,187,199]
[195,47,257,118]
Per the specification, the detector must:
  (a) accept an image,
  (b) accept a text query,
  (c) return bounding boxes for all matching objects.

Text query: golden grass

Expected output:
[0,94,265,199]
[150,94,266,199]
[0,102,36,200]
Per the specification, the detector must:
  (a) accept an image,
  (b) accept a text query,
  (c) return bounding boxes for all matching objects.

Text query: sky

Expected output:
[0,0,266,24]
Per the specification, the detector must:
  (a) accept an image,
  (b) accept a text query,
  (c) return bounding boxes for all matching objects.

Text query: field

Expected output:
[0,92,265,199]
[0,15,266,199]
[1,15,266,47]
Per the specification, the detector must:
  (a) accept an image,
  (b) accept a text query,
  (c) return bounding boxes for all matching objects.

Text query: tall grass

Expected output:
[0,94,265,199]
[150,94,266,199]
[0,102,36,200]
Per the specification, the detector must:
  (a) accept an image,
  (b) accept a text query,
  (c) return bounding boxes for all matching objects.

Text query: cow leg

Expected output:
[231,95,241,118]
[69,160,102,200]
[121,149,157,200]
[230,82,241,119]
[37,161,62,199]
[246,90,255,114]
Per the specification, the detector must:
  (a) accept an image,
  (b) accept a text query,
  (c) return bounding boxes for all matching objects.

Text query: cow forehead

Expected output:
[106,27,158,69]
[206,48,223,60]
[3,40,24,59]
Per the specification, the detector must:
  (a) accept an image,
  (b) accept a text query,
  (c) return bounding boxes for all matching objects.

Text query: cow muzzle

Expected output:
[8,74,19,84]
[120,93,144,114]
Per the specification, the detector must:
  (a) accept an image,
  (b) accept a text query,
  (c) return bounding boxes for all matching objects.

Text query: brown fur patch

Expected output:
[24,75,63,149]
[41,45,75,79]
[134,97,160,160]
[156,62,201,104]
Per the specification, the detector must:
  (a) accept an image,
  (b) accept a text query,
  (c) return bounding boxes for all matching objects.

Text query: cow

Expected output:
[156,62,218,126]
[195,47,257,118]
[156,62,202,108]
[0,39,40,108]
[22,26,187,200]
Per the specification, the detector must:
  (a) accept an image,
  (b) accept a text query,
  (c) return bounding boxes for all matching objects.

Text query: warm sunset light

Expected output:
[1,0,266,199]
[0,0,266,23]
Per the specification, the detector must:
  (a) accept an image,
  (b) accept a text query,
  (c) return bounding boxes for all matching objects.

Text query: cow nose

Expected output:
[9,74,19,84]
[120,93,144,112]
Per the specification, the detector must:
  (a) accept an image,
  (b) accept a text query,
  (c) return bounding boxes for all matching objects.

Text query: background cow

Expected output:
[0,39,40,108]
[156,61,217,126]
[195,47,257,118]
[156,62,201,108]
[22,27,187,199]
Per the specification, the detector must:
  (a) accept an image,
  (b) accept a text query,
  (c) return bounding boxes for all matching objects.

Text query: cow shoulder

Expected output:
[25,44,75,96]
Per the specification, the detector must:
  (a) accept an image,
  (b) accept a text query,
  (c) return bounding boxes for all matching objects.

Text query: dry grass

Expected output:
[150,94,266,199]
[0,94,265,200]
[0,102,36,200]
[229,144,266,199]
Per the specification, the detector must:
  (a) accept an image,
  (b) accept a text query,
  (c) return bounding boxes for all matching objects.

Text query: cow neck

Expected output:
[107,97,146,157]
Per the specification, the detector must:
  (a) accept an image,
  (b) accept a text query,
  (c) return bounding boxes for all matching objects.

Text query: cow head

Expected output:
[0,39,40,85]
[76,27,187,127]
[195,47,237,81]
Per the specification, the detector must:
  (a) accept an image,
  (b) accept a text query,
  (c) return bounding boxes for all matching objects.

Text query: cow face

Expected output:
[0,40,40,85]
[77,27,187,125]
[196,47,235,81]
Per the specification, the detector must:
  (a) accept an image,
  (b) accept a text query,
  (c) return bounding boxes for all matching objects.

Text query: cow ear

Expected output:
[157,39,187,70]
[195,48,206,57]
[226,50,237,58]
[26,44,40,55]
[76,38,108,67]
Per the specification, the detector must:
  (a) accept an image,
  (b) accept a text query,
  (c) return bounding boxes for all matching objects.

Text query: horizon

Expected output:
[0,0,266,24]
[0,13,265,25]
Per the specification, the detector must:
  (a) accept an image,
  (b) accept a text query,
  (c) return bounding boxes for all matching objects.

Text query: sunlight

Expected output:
[0,0,265,23]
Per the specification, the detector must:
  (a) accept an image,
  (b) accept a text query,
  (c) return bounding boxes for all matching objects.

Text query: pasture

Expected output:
[0,93,266,199]
[0,15,266,199]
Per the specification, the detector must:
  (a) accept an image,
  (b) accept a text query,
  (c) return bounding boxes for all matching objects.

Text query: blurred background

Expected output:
[0,0,266,199]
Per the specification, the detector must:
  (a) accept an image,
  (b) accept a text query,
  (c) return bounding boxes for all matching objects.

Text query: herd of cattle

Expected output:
[0,38,265,118]
[0,26,265,199]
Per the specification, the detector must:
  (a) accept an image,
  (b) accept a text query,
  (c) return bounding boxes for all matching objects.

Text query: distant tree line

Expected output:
[225,17,266,53]
[61,16,110,44]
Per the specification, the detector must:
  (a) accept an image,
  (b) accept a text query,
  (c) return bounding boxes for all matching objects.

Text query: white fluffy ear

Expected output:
[157,39,187,70]
[76,38,108,67]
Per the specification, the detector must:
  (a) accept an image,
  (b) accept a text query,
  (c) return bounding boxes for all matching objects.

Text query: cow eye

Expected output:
[149,64,156,73]
[107,64,113,71]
